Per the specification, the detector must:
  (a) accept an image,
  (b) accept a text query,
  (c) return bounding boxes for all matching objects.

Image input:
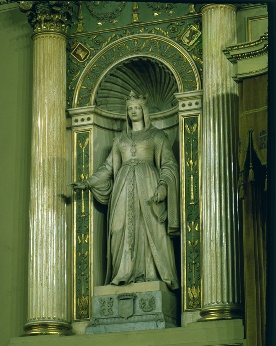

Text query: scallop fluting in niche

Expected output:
[95,58,178,115]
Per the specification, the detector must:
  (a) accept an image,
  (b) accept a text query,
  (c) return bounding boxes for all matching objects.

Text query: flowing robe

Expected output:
[86,125,179,290]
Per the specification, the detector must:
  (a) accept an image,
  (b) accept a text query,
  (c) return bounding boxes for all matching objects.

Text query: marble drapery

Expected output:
[86,125,179,290]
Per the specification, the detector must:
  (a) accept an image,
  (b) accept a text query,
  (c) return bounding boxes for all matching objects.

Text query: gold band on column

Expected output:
[199,305,244,322]
[24,321,72,336]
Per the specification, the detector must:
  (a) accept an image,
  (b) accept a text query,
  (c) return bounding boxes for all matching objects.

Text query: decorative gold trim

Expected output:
[68,13,202,38]
[180,115,185,312]
[179,113,202,312]
[71,42,90,63]
[76,2,84,33]
[19,2,73,35]
[73,129,92,321]
[181,24,201,47]
[73,34,201,108]
[198,115,203,312]
[131,2,140,23]
[85,1,126,22]
[224,33,268,67]
[24,321,72,336]
[225,32,268,52]
[227,44,268,61]
[176,90,203,313]
[199,305,244,322]
[89,130,94,317]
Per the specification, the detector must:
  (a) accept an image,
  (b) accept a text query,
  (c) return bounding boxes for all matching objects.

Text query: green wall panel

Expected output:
[74,132,91,320]
[183,117,201,310]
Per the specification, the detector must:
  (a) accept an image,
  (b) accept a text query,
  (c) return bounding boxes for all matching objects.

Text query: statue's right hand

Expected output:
[68,182,87,191]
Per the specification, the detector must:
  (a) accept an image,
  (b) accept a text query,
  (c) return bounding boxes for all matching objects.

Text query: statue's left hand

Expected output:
[151,185,167,203]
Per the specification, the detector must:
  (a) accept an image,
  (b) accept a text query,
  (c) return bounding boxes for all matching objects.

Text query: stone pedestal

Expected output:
[86,281,177,334]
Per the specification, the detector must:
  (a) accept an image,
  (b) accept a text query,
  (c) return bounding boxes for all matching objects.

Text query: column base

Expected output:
[199,305,244,322]
[24,321,72,336]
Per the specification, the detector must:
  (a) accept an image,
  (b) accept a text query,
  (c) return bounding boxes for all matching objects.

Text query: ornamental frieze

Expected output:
[70,34,201,108]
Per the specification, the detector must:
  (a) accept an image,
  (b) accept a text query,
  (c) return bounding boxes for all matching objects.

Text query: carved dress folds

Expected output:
[87,125,179,290]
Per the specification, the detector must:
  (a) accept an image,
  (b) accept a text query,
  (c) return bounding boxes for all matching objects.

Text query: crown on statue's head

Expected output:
[126,90,147,107]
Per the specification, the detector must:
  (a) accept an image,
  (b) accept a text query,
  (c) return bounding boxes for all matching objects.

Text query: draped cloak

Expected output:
[86,125,179,290]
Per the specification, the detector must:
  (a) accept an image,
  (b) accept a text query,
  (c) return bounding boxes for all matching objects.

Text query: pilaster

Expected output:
[175,90,202,326]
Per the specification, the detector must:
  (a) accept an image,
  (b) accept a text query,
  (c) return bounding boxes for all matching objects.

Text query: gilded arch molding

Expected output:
[72,33,202,108]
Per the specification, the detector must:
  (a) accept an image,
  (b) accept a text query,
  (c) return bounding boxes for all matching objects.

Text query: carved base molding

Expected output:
[86,281,178,334]
[24,321,72,336]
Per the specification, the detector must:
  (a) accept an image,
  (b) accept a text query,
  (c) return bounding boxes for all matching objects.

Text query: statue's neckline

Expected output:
[126,128,148,142]
[131,128,145,133]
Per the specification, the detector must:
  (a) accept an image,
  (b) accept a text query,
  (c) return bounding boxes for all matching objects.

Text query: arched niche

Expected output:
[72,33,201,109]
[68,34,202,323]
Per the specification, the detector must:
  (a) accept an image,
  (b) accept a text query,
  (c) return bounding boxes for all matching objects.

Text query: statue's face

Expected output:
[127,104,143,123]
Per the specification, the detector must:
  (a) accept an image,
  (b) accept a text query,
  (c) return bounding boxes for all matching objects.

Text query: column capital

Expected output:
[19,1,73,35]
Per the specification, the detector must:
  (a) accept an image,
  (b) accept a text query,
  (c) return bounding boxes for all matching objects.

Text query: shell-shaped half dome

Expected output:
[94,57,179,115]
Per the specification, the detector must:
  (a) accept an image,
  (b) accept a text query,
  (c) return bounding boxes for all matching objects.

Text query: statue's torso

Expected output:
[118,128,157,163]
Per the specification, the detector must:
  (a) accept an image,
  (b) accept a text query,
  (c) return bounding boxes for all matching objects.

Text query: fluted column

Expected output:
[19,2,73,335]
[200,4,243,321]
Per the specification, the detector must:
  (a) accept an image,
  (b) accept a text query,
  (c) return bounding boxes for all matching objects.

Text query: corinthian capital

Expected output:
[19,1,73,34]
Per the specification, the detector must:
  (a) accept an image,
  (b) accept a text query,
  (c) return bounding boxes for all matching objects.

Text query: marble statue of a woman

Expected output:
[71,92,179,290]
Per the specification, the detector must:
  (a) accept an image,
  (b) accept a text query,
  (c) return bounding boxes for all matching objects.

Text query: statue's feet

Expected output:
[135,275,146,283]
